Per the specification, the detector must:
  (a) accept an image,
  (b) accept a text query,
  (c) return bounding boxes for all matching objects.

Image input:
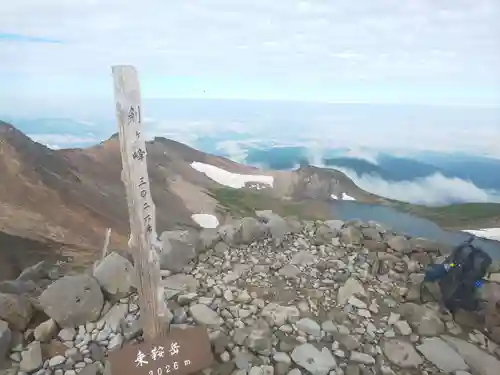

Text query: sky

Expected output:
[1,0,500,108]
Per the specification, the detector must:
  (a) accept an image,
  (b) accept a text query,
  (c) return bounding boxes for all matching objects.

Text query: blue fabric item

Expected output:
[424,264,449,282]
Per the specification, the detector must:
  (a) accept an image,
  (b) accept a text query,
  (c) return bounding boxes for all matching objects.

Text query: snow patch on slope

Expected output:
[191,214,219,229]
[462,228,500,242]
[190,161,274,188]
[331,193,356,201]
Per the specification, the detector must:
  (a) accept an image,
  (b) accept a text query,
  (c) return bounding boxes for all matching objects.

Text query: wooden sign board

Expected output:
[108,327,214,375]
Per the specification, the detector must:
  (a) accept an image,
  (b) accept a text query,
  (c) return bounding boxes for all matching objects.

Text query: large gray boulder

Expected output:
[197,228,220,252]
[291,343,337,375]
[239,217,267,244]
[382,339,423,368]
[340,226,363,245]
[158,230,199,272]
[416,337,469,373]
[39,274,104,328]
[441,335,500,375]
[218,221,243,245]
[20,341,43,373]
[387,235,411,253]
[399,303,444,336]
[93,252,135,300]
[256,211,290,245]
[0,292,33,331]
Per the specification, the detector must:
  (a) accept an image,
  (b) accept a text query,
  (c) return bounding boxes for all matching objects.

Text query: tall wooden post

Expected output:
[111,65,169,340]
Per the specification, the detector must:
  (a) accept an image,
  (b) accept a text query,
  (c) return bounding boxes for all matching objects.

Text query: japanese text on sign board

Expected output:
[128,105,142,125]
[135,342,192,375]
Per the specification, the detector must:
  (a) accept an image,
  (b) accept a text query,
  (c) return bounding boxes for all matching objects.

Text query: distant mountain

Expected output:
[323,157,387,177]
[324,155,445,182]
[246,147,309,170]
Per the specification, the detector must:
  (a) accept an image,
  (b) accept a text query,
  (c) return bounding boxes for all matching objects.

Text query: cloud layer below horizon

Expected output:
[336,168,500,206]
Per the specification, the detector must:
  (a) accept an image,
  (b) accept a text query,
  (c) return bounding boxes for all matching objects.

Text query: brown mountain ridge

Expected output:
[1,120,381,277]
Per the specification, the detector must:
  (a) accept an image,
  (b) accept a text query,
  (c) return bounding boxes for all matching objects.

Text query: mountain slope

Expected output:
[1,120,499,276]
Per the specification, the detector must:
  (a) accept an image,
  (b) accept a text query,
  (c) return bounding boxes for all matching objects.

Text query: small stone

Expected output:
[224,290,234,302]
[49,355,66,367]
[249,367,264,375]
[349,352,375,365]
[58,328,76,342]
[20,341,43,373]
[296,318,321,337]
[348,297,367,309]
[394,321,412,336]
[291,343,336,375]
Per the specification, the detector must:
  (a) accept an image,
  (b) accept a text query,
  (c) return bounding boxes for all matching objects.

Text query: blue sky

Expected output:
[1,0,500,108]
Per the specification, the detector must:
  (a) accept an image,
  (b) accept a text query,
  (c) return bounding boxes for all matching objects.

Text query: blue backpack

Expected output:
[421,236,492,313]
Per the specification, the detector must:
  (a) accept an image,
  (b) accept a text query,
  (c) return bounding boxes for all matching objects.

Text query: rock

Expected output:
[349,352,375,365]
[315,223,338,245]
[279,265,301,278]
[218,222,243,245]
[108,333,124,351]
[340,226,363,245]
[337,278,366,306]
[159,230,199,272]
[258,212,290,245]
[416,337,469,373]
[78,363,99,375]
[58,328,76,341]
[0,280,41,296]
[244,320,273,355]
[382,339,423,368]
[0,293,33,331]
[441,335,500,375]
[261,304,300,327]
[394,321,412,336]
[240,217,267,244]
[189,304,223,326]
[0,320,11,366]
[249,366,264,375]
[387,236,410,253]
[16,261,49,282]
[362,239,387,252]
[89,342,105,361]
[291,343,336,375]
[98,303,128,332]
[33,319,57,342]
[409,238,441,253]
[20,341,43,373]
[399,303,444,336]
[296,318,321,337]
[197,229,220,252]
[162,274,199,293]
[361,227,382,241]
[348,296,367,309]
[49,355,66,367]
[291,251,317,266]
[93,252,135,299]
[39,275,104,328]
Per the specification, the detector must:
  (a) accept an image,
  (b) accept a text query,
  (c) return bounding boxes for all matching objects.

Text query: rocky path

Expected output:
[1,213,500,375]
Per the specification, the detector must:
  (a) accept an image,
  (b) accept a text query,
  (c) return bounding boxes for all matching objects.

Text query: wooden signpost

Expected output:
[110,65,214,375]
[112,65,169,340]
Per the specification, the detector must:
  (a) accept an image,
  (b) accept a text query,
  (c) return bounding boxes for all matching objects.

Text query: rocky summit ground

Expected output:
[1,213,500,375]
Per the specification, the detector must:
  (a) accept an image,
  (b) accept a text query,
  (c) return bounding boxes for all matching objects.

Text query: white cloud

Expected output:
[1,0,499,105]
[337,167,500,205]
